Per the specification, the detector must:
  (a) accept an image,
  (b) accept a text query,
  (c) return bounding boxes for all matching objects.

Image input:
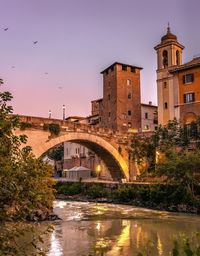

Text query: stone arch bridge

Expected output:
[15,115,138,181]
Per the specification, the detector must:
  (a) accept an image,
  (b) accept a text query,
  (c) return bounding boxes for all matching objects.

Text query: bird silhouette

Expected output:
[58,86,63,90]
[11,66,15,69]
[3,28,8,31]
[44,72,48,75]
[33,41,38,44]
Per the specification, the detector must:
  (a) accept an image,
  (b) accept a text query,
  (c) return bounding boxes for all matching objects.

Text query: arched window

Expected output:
[162,50,168,68]
[176,50,180,65]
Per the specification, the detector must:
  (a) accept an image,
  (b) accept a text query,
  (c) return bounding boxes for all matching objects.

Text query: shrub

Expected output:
[49,123,60,135]
[67,183,83,195]
[43,123,61,135]
[20,122,33,130]
[111,186,135,202]
[87,184,107,199]
[56,183,83,196]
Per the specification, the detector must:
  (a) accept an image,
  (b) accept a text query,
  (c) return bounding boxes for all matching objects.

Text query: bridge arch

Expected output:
[17,130,129,180]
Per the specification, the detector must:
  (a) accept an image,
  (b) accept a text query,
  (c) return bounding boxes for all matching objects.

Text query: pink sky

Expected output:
[0,0,199,119]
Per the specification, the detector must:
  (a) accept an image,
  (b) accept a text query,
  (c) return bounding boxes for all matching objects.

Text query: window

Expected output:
[164,102,168,109]
[128,110,131,116]
[110,65,114,72]
[128,92,132,99]
[122,65,127,71]
[162,50,168,68]
[127,79,131,85]
[144,125,149,130]
[176,50,180,65]
[128,122,131,128]
[108,112,111,117]
[108,94,110,100]
[131,67,135,73]
[183,74,194,84]
[184,93,195,103]
[163,81,167,88]
[145,112,148,119]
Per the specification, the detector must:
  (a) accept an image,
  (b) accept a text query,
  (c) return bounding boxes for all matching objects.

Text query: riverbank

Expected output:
[55,181,200,215]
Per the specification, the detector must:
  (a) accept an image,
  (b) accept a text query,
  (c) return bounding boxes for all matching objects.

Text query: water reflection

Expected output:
[44,201,200,256]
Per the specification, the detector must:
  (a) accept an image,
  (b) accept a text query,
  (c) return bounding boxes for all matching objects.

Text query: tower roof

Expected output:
[100,62,142,74]
[161,25,177,43]
[154,25,184,50]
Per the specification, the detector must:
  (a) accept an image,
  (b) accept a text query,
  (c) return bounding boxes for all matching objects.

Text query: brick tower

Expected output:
[100,62,142,131]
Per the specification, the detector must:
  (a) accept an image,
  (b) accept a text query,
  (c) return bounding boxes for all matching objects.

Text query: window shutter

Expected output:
[191,74,194,82]
[192,93,195,102]
[184,94,186,103]
[183,75,185,84]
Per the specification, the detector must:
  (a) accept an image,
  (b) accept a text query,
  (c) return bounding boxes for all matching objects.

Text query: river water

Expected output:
[44,200,200,256]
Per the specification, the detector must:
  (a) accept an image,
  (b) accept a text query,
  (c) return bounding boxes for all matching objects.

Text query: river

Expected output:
[43,200,200,256]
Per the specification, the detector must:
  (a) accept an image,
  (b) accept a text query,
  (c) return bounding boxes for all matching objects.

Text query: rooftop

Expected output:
[141,103,157,108]
[154,25,184,50]
[170,57,200,73]
[100,62,143,74]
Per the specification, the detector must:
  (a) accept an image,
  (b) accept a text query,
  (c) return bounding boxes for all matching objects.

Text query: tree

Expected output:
[156,150,200,201]
[131,118,200,175]
[47,143,64,161]
[0,81,55,255]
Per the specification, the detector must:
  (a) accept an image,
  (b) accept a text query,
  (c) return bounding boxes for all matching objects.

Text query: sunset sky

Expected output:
[0,0,199,119]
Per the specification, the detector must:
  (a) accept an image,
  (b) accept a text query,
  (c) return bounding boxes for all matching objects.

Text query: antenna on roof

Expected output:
[167,22,170,33]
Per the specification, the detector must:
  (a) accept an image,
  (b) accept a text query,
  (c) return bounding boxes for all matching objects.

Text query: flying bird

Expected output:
[44,72,48,75]
[11,66,15,69]
[3,28,8,31]
[33,41,38,44]
[58,86,63,90]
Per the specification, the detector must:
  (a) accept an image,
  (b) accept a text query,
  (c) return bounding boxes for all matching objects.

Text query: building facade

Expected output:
[154,25,184,125]
[170,57,200,124]
[141,102,158,131]
[155,25,200,125]
[100,62,142,131]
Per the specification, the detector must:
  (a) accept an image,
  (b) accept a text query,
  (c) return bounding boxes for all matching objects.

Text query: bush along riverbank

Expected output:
[55,181,200,214]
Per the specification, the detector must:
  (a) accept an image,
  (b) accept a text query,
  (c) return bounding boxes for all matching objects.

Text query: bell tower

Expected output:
[154,25,184,125]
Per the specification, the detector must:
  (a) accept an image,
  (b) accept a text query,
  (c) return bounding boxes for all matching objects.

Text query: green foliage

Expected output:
[137,233,200,256]
[0,82,55,255]
[111,186,135,202]
[157,150,200,200]
[0,222,53,256]
[47,143,64,161]
[56,182,83,195]
[20,122,33,130]
[131,134,156,173]
[86,184,108,199]
[43,123,60,135]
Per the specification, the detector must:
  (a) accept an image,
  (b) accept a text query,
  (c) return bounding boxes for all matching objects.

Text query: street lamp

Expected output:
[48,110,51,119]
[62,104,66,120]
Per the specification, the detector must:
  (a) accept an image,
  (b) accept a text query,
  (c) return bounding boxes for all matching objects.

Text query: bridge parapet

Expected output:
[17,115,134,141]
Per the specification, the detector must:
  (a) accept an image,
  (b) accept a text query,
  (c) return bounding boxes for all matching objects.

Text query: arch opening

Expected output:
[162,50,168,68]
[176,50,180,65]
[68,139,125,180]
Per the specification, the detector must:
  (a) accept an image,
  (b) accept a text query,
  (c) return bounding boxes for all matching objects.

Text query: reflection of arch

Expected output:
[17,130,128,181]
[162,50,168,68]
[176,50,180,65]
[183,112,197,124]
